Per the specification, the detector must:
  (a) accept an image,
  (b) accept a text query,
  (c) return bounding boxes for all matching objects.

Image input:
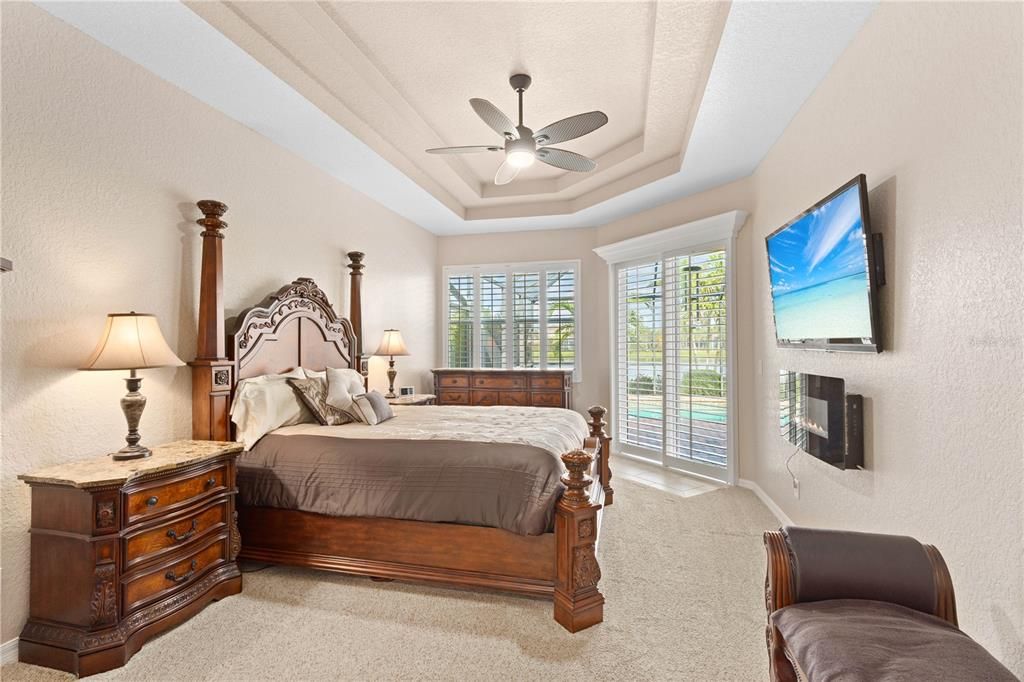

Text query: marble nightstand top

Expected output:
[18,440,243,489]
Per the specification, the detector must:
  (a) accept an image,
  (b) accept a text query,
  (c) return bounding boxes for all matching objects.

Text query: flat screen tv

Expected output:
[766,175,883,352]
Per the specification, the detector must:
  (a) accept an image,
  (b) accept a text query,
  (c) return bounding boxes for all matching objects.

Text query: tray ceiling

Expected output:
[37,1,877,234]
[187,1,729,220]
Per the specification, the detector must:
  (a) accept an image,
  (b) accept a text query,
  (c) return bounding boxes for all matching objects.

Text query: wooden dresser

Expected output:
[17,441,243,677]
[432,368,573,409]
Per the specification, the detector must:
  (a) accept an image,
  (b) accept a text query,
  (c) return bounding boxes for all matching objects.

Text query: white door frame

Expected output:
[595,210,747,485]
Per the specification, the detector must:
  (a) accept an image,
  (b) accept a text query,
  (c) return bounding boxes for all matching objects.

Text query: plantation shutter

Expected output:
[545,270,576,370]
[512,273,541,368]
[447,274,474,368]
[616,261,664,451]
[479,273,506,368]
[663,249,728,466]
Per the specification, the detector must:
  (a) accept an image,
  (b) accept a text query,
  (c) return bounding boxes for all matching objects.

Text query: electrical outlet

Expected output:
[792,478,800,499]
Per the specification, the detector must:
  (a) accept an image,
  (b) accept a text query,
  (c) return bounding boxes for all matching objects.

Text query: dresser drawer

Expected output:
[125,464,228,525]
[531,392,566,408]
[473,375,525,390]
[436,374,469,388]
[530,375,566,389]
[500,391,530,406]
[122,534,229,614]
[437,389,469,405]
[471,390,498,406]
[124,500,229,571]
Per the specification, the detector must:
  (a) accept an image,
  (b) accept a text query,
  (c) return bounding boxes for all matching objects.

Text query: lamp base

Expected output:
[385,358,398,399]
[114,370,152,461]
[112,444,153,461]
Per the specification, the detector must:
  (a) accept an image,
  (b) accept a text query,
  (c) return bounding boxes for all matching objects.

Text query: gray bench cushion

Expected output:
[772,599,1017,682]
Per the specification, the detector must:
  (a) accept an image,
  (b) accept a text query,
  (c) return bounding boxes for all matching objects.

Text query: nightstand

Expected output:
[387,393,437,406]
[17,440,243,677]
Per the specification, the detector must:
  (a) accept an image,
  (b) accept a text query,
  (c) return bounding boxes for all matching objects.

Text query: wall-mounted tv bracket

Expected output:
[871,233,885,286]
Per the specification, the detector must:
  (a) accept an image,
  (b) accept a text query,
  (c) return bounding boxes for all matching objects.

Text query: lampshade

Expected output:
[373,329,409,357]
[81,313,185,370]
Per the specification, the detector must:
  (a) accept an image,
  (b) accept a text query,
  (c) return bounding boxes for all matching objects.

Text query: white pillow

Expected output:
[303,368,326,380]
[325,367,365,414]
[230,368,311,449]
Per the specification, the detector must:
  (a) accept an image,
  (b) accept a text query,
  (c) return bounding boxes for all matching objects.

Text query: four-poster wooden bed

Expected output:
[188,200,613,632]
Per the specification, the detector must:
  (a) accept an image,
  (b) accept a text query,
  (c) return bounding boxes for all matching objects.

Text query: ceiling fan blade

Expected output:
[470,98,517,139]
[536,147,597,172]
[426,145,502,154]
[494,159,520,185]
[534,111,608,146]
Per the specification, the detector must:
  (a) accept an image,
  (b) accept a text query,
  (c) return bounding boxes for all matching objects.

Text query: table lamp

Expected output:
[374,329,409,398]
[81,312,185,460]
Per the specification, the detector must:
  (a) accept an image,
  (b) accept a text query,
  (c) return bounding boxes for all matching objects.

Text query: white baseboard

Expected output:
[739,478,794,527]
[1,637,18,665]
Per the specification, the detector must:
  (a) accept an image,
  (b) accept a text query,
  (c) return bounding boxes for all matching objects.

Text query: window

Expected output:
[447,274,474,368]
[615,249,729,473]
[480,273,506,368]
[443,261,581,379]
[663,250,728,467]
[597,209,743,483]
[617,261,663,451]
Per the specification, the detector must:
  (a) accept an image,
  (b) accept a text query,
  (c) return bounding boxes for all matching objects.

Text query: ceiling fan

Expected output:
[426,74,608,186]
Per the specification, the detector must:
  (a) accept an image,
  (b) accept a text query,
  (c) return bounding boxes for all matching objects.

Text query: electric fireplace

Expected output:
[779,371,863,470]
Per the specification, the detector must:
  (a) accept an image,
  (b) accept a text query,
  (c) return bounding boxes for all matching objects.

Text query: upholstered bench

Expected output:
[763,527,1016,682]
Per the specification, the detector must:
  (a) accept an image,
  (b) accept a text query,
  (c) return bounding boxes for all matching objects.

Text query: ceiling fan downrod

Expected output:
[509,73,531,129]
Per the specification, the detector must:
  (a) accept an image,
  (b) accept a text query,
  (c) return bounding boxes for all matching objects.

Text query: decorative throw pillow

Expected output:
[351,390,395,426]
[287,377,357,426]
[325,367,366,413]
[230,368,312,450]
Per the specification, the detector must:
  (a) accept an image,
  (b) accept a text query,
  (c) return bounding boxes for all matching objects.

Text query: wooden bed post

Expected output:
[346,251,365,381]
[553,442,604,632]
[189,200,233,441]
[588,405,613,506]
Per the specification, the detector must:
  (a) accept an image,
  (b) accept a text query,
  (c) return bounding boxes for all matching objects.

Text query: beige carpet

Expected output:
[2,480,778,681]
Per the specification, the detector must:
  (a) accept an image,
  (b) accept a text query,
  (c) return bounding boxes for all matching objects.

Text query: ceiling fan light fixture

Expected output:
[426,75,608,185]
[506,150,535,168]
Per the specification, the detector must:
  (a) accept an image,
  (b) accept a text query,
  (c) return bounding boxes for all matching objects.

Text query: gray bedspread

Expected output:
[237,407,590,535]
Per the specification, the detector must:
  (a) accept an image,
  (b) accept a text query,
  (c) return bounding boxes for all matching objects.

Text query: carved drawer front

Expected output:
[500,391,530,406]
[124,501,229,571]
[530,375,566,389]
[437,389,469,405]
[473,375,526,390]
[471,391,499,406]
[531,392,565,408]
[437,374,469,388]
[125,465,228,525]
[122,534,229,614]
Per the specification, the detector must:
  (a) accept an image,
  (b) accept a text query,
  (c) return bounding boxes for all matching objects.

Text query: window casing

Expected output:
[442,261,581,381]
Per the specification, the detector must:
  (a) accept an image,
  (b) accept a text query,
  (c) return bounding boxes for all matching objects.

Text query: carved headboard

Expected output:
[188,200,365,441]
[231,278,357,381]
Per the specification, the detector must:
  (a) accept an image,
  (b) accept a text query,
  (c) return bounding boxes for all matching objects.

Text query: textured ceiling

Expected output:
[187,1,729,219]
[36,0,877,234]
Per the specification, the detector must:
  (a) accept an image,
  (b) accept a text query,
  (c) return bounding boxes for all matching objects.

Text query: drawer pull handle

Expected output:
[167,519,198,542]
[205,476,217,489]
[145,496,159,507]
[166,559,197,584]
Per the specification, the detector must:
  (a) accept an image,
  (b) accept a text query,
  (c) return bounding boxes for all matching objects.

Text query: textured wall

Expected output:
[742,2,1023,673]
[0,4,437,642]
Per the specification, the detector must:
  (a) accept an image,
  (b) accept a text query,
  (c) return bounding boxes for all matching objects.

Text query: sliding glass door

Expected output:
[615,246,731,481]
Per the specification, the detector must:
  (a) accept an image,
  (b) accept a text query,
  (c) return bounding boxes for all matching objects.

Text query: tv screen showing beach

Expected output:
[767,183,873,343]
